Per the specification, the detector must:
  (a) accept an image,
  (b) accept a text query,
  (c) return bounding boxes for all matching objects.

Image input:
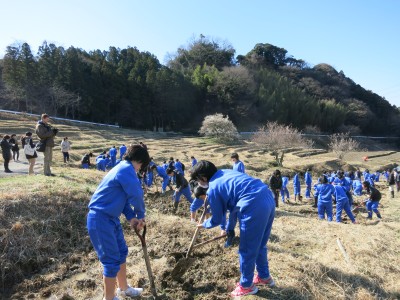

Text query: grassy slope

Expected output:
[1,113,400,299]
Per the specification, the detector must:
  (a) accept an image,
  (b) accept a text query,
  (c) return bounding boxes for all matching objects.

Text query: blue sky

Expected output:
[0,0,399,107]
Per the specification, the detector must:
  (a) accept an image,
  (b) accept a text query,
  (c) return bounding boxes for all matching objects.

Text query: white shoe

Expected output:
[117,285,143,298]
[190,218,197,224]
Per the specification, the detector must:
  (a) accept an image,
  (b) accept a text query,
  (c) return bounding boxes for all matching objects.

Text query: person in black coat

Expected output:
[10,134,20,161]
[1,135,13,173]
[269,170,283,207]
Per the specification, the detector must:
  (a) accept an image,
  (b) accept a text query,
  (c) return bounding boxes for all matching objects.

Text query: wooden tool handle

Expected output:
[186,197,208,258]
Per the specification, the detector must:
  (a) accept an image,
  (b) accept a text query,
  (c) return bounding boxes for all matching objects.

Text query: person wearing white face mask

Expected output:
[87,144,150,300]
[192,160,276,297]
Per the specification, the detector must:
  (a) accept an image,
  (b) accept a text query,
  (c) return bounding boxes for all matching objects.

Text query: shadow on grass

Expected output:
[275,210,308,219]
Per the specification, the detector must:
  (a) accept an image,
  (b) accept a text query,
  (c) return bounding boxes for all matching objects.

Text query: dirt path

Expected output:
[0,152,44,177]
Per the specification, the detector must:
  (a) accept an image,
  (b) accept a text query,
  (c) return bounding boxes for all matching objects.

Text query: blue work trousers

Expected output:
[336,199,355,223]
[173,186,193,203]
[87,210,128,277]
[238,194,275,288]
[318,201,333,221]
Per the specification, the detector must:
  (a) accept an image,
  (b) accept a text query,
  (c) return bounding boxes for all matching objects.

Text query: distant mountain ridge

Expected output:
[0,40,399,135]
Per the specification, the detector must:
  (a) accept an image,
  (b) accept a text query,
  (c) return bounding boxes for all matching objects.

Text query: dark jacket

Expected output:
[81,154,91,165]
[9,138,19,151]
[368,186,381,202]
[269,175,283,190]
[21,137,38,159]
[1,139,12,159]
[388,173,396,185]
[35,121,56,147]
[175,171,188,191]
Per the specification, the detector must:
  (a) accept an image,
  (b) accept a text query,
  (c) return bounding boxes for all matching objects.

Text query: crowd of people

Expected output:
[1,114,400,299]
[85,143,399,299]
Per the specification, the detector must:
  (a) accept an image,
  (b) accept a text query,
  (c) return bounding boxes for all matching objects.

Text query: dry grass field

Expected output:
[0,112,399,300]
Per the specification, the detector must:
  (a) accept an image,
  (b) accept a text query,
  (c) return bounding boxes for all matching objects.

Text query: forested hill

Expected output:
[0,39,399,135]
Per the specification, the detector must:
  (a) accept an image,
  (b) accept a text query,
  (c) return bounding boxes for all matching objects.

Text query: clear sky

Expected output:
[0,0,399,107]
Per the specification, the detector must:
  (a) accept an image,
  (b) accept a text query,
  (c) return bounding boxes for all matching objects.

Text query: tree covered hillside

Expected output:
[0,38,399,135]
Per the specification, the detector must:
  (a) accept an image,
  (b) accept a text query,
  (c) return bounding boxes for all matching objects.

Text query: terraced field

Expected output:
[0,113,399,300]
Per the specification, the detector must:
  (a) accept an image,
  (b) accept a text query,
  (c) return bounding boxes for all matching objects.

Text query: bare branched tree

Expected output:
[48,85,79,117]
[252,122,313,166]
[199,113,239,143]
[328,133,360,160]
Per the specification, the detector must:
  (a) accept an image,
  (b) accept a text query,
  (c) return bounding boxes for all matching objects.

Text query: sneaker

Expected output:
[253,275,275,287]
[117,285,143,298]
[103,297,120,300]
[190,218,197,224]
[230,283,258,297]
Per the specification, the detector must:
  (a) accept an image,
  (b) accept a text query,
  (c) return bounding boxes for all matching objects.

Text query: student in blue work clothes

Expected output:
[96,154,106,172]
[174,158,184,175]
[223,153,246,245]
[280,174,290,203]
[145,159,156,188]
[363,169,371,181]
[192,160,276,297]
[293,173,301,202]
[150,164,170,193]
[352,178,363,196]
[190,184,210,223]
[333,178,356,223]
[119,144,127,160]
[304,169,312,199]
[231,152,245,173]
[167,167,193,213]
[338,171,354,208]
[374,170,380,182]
[97,155,109,172]
[191,156,197,167]
[311,178,320,208]
[87,145,150,300]
[315,175,335,221]
[109,146,117,167]
[363,181,382,219]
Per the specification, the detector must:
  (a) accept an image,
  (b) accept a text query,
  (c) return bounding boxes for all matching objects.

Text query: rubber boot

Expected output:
[312,196,317,208]
[224,230,235,248]
[173,201,179,214]
[391,191,394,198]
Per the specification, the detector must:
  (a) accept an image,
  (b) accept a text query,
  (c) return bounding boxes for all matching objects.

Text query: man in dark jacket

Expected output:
[167,167,193,213]
[388,169,396,198]
[269,170,283,207]
[35,114,58,176]
[363,181,382,219]
[1,135,13,173]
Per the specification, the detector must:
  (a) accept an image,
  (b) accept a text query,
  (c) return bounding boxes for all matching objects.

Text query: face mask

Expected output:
[198,182,208,188]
